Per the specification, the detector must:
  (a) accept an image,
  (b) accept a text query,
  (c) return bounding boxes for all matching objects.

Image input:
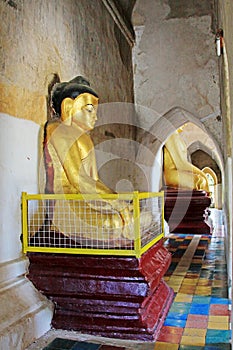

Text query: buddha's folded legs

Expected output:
[51,200,153,241]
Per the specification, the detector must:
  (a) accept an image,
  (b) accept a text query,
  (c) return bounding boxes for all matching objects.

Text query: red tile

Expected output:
[159,326,183,335]
[187,315,208,322]
[185,315,209,333]
[157,332,183,343]
[210,304,229,316]
[157,326,183,343]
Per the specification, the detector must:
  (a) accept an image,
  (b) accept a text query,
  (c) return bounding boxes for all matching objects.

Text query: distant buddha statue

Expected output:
[43,76,151,242]
[163,129,209,193]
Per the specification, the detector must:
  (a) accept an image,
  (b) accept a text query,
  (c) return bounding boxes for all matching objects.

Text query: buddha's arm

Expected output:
[164,133,209,192]
[165,133,194,172]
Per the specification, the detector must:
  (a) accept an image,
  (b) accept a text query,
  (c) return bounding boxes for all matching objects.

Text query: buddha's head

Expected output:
[51,76,99,129]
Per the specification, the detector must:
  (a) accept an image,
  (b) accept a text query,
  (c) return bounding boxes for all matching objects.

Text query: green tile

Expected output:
[179,346,204,350]
[72,342,100,350]
[43,338,77,349]
[192,296,211,304]
[43,339,101,350]
[206,329,231,343]
[204,344,231,350]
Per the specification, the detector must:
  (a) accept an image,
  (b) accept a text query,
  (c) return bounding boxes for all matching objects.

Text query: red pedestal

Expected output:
[27,239,173,341]
[164,187,212,234]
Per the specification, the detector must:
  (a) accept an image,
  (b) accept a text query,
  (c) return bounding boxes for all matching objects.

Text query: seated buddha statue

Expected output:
[163,129,209,193]
[42,76,151,242]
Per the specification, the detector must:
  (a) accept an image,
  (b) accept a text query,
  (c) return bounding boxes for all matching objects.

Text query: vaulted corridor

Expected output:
[1,1,233,349]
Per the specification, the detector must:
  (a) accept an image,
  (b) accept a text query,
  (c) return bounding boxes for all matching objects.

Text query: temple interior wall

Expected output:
[132,0,222,150]
[0,1,135,348]
[0,0,134,264]
[217,0,233,299]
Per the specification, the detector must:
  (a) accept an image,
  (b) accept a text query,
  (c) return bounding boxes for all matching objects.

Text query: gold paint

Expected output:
[164,131,209,192]
[0,83,46,125]
[43,93,151,240]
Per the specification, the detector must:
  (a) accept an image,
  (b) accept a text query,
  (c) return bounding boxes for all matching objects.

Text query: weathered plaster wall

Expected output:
[217,0,233,301]
[132,0,222,149]
[218,0,233,158]
[0,0,134,125]
[0,0,134,261]
[0,1,135,347]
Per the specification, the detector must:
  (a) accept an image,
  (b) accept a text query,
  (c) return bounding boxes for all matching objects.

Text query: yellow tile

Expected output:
[154,342,179,350]
[208,315,229,323]
[199,286,212,292]
[169,285,181,293]
[174,271,187,276]
[194,286,212,295]
[174,293,193,302]
[179,286,196,293]
[169,276,184,282]
[180,336,205,346]
[167,281,182,287]
[208,321,229,330]
[197,279,211,286]
[167,282,183,291]
[183,328,206,337]
[213,280,226,287]
[179,290,194,295]
[168,281,183,286]
[182,279,198,285]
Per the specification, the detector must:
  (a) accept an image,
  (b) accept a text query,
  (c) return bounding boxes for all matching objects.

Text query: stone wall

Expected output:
[132,0,222,149]
[0,1,135,348]
[218,0,233,302]
[0,0,135,261]
[0,0,134,125]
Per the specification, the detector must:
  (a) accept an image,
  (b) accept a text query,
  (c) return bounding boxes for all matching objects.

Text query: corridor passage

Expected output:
[27,210,231,350]
[154,209,231,349]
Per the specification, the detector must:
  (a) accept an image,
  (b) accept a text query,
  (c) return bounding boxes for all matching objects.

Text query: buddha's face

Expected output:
[61,93,99,130]
[72,93,99,130]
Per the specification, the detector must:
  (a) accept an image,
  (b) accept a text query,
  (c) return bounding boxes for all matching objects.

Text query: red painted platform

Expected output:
[164,187,212,234]
[27,239,173,341]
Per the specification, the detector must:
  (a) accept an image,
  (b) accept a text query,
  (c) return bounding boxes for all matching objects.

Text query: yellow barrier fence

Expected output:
[21,191,164,258]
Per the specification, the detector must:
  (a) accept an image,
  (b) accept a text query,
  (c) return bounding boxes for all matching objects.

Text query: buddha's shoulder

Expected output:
[44,119,61,138]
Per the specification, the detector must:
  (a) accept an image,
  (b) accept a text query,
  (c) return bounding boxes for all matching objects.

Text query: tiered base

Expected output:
[164,188,212,234]
[27,239,174,341]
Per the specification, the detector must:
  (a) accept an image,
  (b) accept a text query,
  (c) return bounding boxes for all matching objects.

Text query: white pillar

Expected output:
[215,183,222,209]
[0,114,53,350]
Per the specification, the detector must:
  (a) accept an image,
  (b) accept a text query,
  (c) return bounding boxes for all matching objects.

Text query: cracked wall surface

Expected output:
[0,0,134,125]
[132,0,222,149]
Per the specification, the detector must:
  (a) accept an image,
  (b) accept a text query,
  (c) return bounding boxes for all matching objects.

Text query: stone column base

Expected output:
[0,257,54,350]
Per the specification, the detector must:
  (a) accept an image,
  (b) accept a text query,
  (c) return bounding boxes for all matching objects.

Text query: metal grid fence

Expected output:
[22,191,164,258]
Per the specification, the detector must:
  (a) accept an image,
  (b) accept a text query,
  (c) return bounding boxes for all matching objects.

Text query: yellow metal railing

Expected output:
[21,191,164,258]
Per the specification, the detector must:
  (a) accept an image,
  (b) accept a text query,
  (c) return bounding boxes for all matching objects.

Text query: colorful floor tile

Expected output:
[160,209,231,349]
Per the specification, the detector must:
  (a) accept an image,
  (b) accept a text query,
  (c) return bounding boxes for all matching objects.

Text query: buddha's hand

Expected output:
[110,200,134,239]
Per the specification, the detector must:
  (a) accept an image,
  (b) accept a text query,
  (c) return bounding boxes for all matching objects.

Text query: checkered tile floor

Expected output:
[154,209,231,349]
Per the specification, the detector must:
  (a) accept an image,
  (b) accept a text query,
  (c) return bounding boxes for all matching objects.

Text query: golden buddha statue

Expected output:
[43,76,151,241]
[163,129,209,192]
